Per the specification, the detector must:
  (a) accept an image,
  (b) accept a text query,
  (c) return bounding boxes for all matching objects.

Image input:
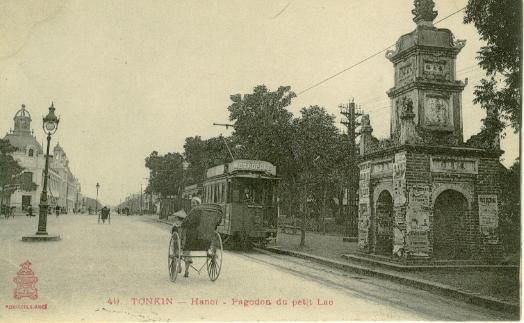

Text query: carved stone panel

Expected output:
[397,57,416,86]
[392,91,418,133]
[371,159,393,178]
[422,58,450,80]
[424,93,453,129]
[399,64,413,84]
[430,156,479,174]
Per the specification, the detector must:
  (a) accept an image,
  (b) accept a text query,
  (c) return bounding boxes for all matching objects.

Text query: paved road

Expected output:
[0,215,513,322]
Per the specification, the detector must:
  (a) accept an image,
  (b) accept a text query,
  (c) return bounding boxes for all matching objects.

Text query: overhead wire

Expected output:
[297,6,468,96]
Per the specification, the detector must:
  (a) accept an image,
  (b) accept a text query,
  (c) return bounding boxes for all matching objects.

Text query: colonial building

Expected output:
[358,0,503,261]
[3,105,82,213]
[51,143,82,212]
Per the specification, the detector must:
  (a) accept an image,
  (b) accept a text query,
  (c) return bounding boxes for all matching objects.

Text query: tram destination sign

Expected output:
[229,160,276,176]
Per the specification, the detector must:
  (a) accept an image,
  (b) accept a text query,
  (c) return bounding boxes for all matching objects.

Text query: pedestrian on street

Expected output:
[55,205,60,217]
[27,204,33,217]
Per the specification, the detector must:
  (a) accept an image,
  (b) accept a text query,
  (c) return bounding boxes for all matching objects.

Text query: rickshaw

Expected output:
[168,204,223,282]
[98,207,111,224]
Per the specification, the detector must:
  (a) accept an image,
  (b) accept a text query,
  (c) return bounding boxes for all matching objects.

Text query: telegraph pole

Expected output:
[340,100,362,238]
[140,184,143,215]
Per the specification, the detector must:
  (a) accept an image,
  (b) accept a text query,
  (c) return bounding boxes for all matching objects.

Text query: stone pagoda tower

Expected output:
[357,0,503,261]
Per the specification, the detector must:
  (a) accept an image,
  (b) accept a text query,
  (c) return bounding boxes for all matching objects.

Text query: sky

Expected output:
[0,0,519,205]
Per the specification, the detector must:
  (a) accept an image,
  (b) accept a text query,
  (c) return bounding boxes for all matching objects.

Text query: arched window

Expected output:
[28,149,34,157]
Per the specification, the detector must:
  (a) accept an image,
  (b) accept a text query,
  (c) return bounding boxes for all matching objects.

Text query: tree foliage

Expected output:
[0,139,23,190]
[464,0,522,131]
[144,151,184,197]
[183,135,233,185]
[228,85,297,176]
[144,85,351,239]
[227,86,349,225]
[292,106,340,175]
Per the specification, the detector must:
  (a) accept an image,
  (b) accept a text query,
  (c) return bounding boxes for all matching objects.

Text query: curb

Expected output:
[340,253,520,272]
[265,246,519,315]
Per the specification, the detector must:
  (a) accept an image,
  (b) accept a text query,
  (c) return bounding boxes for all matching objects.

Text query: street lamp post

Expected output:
[96,182,100,222]
[23,103,61,241]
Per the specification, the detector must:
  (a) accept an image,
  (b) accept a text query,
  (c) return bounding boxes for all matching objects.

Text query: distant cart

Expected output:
[168,204,223,282]
[98,207,111,224]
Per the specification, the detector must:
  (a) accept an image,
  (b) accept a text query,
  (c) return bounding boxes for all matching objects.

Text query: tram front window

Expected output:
[232,178,275,205]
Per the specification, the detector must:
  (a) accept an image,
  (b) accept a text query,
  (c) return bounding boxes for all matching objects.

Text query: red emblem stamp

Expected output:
[13,260,38,300]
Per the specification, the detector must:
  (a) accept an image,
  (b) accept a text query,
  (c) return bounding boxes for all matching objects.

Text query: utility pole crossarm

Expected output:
[212,122,235,130]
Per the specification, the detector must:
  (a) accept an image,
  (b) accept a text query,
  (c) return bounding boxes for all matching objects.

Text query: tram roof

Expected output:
[228,174,279,180]
[206,160,277,178]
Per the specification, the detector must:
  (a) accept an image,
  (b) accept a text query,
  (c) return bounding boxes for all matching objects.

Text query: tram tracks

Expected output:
[235,248,513,321]
[151,217,512,320]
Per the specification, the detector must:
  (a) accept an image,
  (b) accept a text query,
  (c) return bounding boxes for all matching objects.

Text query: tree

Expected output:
[464,0,522,131]
[183,135,233,185]
[0,139,23,210]
[0,139,23,189]
[228,85,297,175]
[292,106,341,246]
[145,151,184,198]
[227,85,301,230]
[183,136,208,185]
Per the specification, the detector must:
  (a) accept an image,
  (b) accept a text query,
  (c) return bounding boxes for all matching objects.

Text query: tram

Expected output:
[181,160,279,248]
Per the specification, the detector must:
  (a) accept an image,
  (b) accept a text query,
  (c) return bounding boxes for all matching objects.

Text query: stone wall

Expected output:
[358,145,503,261]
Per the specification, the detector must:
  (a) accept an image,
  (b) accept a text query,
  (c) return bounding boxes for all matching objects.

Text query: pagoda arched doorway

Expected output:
[433,189,471,259]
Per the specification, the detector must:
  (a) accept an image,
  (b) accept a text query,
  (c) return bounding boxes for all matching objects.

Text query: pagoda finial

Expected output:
[412,0,438,25]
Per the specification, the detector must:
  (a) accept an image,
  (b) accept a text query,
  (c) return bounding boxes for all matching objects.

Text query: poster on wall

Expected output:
[358,163,371,249]
[406,184,431,257]
[478,194,499,243]
[393,152,406,207]
[391,152,407,256]
[358,202,370,249]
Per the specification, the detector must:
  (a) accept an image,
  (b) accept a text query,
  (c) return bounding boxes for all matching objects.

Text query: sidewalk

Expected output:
[271,230,519,313]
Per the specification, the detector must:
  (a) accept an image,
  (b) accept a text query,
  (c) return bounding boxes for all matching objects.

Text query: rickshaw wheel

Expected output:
[168,232,181,282]
[206,232,223,281]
